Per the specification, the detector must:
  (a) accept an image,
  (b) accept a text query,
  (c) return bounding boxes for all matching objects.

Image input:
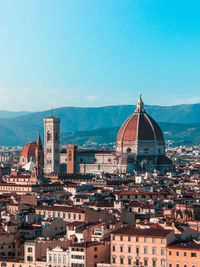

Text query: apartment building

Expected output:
[167,241,200,267]
[110,226,176,267]
[69,241,109,267]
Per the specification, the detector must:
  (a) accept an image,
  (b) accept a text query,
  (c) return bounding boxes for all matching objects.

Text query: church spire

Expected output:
[37,131,42,149]
[135,93,145,113]
[35,131,44,177]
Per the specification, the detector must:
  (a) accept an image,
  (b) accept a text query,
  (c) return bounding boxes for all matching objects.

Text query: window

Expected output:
[94,255,97,258]
[136,237,139,242]
[112,246,115,252]
[169,251,172,255]
[120,236,123,241]
[47,131,51,142]
[144,259,148,266]
[144,247,148,254]
[128,236,131,241]
[191,253,196,257]
[128,258,131,265]
[152,259,156,267]
[136,259,139,266]
[112,257,116,264]
[136,247,139,254]
[120,257,123,265]
[27,256,33,262]
[58,255,61,263]
[152,248,156,255]
[128,246,131,253]
[184,264,187,267]
[161,249,165,255]
[144,237,147,242]
[169,264,172,267]
[120,246,123,252]
[161,259,165,267]
[176,251,179,256]
[152,238,156,243]
[27,247,32,252]
[176,264,180,267]
[161,238,165,244]
[184,252,187,256]
[192,264,196,267]
[112,235,115,241]
[68,150,72,161]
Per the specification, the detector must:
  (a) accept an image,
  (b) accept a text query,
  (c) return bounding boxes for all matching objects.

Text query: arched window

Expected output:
[161,259,165,267]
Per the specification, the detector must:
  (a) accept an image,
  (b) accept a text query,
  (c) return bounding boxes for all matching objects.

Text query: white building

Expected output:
[47,246,69,267]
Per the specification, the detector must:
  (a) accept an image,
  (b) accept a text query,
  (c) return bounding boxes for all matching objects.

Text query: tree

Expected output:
[13,230,25,258]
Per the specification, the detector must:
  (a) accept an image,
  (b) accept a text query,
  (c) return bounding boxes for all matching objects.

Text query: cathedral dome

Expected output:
[21,142,37,157]
[116,94,165,155]
[117,95,164,144]
[117,110,164,143]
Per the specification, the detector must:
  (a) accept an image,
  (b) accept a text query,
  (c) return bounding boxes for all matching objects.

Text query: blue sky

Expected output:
[0,0,200,111]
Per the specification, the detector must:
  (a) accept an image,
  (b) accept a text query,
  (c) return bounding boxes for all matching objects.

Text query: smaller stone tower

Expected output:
[66,145,77,174]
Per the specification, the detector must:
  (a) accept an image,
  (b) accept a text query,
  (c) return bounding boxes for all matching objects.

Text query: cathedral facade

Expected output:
[20,95,173,176]
[61,95,173,175]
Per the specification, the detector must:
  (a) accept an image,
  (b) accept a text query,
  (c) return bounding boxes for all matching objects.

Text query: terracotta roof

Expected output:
[168,241,200,250]
[112,226,173,237]
[21,142,37,157]
[117,109,164,143]
[36,205,85,213]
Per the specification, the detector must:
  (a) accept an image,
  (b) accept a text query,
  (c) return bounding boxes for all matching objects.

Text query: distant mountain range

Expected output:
[0,103,199,146]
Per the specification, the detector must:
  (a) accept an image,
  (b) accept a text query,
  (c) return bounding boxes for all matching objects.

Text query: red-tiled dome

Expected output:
[117,107,164,143]
[21,142,37,157]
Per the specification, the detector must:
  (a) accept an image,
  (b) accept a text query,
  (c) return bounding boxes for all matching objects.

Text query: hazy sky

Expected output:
[0,0,200,111]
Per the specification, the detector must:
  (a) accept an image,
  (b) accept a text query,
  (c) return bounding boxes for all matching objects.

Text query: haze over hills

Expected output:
[0,103,199,146]
[0,110,31,118]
